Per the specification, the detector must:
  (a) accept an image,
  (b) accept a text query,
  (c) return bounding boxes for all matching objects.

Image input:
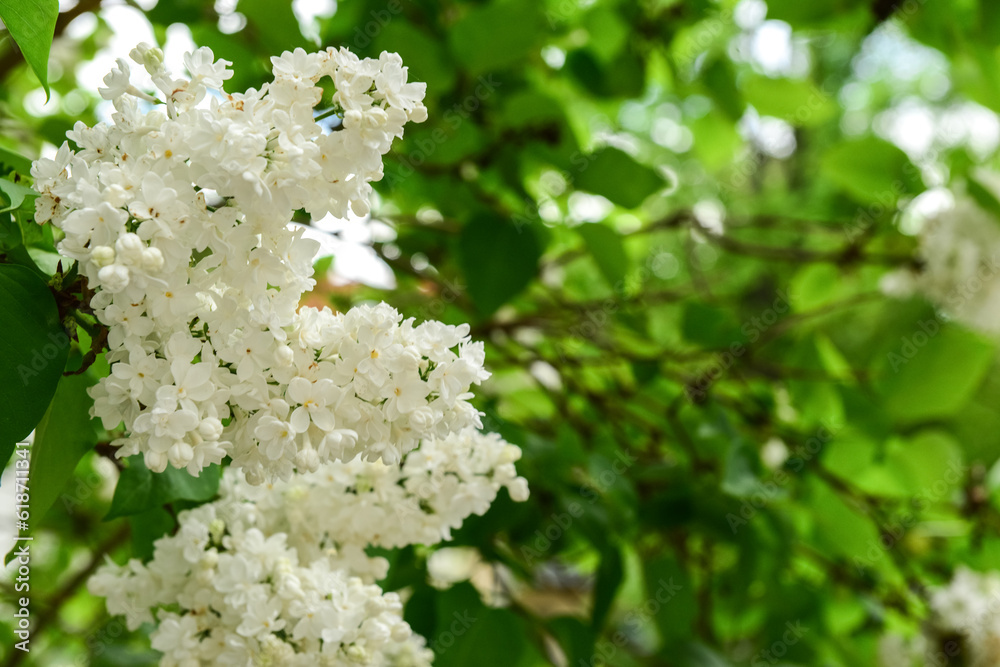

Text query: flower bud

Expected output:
[115,232,145,265]
[243,467,264,486]
[409,104,428,123]
[198,417,224,441]
[407,406,436,432]
[294,447,320,472]
[143,449,168,473]
[390,621,411,642]
[508,477,530,502]
[345,645,367,662]
[208,518,226,543]
[201,550,219,569]
[275,344,295,366]
[97,264,130,292]
[363,107,388,128]
[499,444,522,464]
[130,43,165,76]
[104,184,130,208]
[142,247,164,272]
[168,441,194,467]
[343,109,362,127]
[91,245,116,267]
[195,567,214,585]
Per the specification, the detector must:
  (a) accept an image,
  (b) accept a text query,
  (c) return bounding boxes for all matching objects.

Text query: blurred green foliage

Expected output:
[3,0,1000,665]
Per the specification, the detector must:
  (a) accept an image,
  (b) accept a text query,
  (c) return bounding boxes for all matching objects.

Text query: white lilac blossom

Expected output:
[220,428,530,580]
[88,429,528,666]
[878,567,1000,667]
[881,191,1000,335]
[33,46,495,482]
[87,503,425,667]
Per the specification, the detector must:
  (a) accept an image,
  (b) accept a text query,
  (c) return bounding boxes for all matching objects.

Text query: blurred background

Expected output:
[4,0,1000,665]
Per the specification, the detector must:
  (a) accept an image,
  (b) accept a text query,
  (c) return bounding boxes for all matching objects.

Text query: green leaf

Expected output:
[16,205,52,248]
[0,145,33,175]
[590,545,623,632]
[577,223,628,287]
[701,59,744,120]
[825,435,932,499]
[790,263,844,311]
[433,582,541,667]
[681,302,747,348]
[372,22,457,97]
[674,643,735,667]
[565,48,608,97]
[0,209,18,250]
[458,213,541,315]
[815,334,854,380]
[958,44,1000,115]
[499,90,564,130]
[0,177,38,213]
[573,148,664,209]
[312,254,334,278]
[548,617,595,667]
[447,0,542,74]
[885,430,964,496]
[741,75,837,126]
[880,325,995,424]
[766,0,867,27]
[403,583,437,639]
[28,372,100,526]
[0,263,68,469]
[403,119,487,166]
[0,0,59,96]
[237,0,308,54]
[582,7,629,62]
[106,456,221,520]
[11,205,58,272]
[709,403,767,497]
[644,556,696,644]
[129,507,175,561]
[967,176,1000,221]
[720,437,763,497]
[564,47,645,99]
[805,477,880,562]
[819,136,920,204]
[690,110,742,171]
[189,25,264,93]
[147,0,203,25]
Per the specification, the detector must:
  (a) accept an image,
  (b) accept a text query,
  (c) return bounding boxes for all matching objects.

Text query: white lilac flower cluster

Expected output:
[88,429,529,666]
[88,500,427,667]
[881,189,1000,335]
[32,45,494,482]
[221,428,530,580]
[879,567,1000,667]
